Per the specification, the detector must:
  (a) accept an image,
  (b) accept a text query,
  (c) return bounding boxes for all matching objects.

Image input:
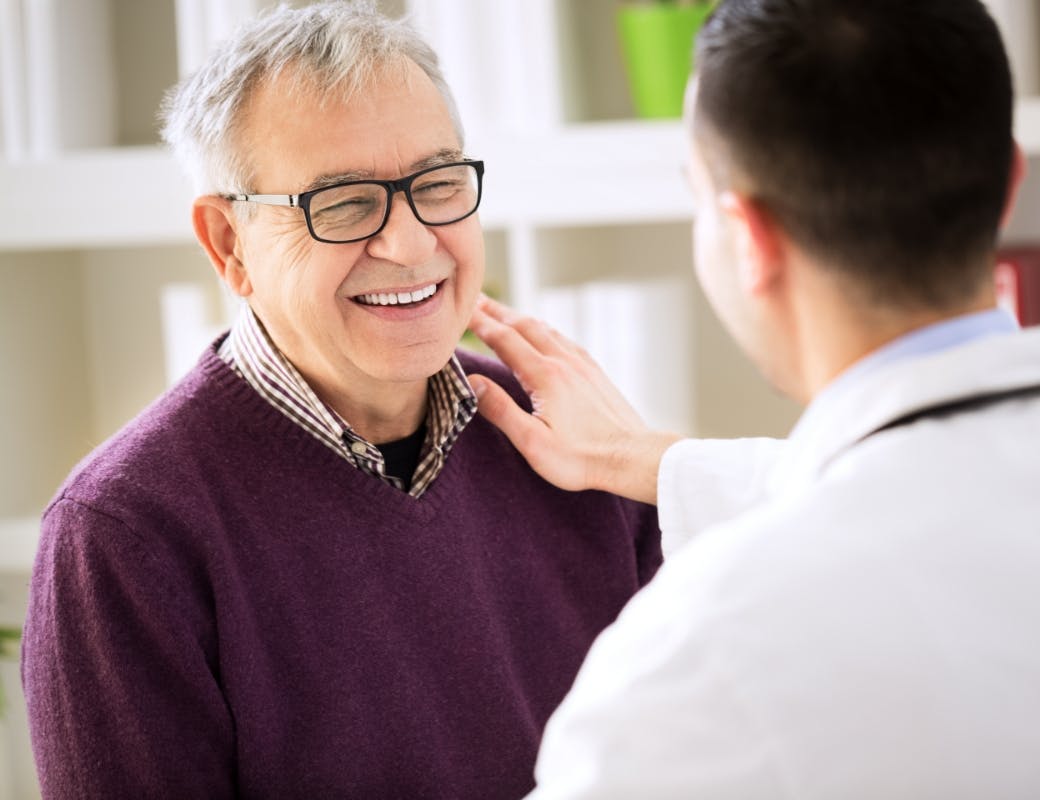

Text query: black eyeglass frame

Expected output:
[225,159,485,244]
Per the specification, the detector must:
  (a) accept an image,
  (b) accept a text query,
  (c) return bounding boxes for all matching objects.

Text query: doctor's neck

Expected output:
[777,256,998,405]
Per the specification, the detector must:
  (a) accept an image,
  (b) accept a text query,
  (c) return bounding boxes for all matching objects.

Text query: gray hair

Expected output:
[159,0,464,195]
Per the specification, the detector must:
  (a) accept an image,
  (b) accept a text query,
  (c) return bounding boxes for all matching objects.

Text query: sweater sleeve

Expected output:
[617,498,663,588]
[22,496,235,800]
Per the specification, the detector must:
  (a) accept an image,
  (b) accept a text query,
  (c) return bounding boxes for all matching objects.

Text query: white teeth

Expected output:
[356,283,438,306]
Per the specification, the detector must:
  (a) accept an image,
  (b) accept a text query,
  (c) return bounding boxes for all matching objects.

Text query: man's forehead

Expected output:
[241,61,461,191]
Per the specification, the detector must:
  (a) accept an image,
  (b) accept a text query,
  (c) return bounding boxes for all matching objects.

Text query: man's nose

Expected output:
[365,192,437,265]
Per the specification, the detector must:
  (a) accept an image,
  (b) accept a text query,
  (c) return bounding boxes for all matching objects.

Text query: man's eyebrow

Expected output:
[302,149,465,193]
[304,170,372,192]
[409,148,465,171]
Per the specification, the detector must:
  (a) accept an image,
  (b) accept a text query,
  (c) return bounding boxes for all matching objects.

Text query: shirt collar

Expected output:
[768,308,1024,496]
[814,307,1019,407]
[219,304,477,497]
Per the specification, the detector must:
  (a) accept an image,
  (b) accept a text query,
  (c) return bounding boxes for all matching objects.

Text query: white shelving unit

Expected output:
[2,2,1040,792]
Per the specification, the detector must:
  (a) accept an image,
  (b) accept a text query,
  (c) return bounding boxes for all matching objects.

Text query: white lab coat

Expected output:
[529,327,1040,799]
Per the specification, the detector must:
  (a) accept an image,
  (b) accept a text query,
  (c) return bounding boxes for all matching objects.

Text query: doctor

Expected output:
[469,0,1040,796]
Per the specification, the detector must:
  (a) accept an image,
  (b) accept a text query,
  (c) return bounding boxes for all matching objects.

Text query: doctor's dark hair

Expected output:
[693,0,1014,308]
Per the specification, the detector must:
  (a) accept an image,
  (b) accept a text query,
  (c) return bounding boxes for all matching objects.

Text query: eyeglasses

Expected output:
[226,160,484,244]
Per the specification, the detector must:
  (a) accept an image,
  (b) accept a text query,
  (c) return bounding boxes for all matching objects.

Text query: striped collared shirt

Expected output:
[218,305,477,497]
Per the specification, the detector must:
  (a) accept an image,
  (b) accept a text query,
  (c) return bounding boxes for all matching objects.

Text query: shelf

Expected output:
[0,122,692,250]
[0,147,194,249]
[7,96,1040,250]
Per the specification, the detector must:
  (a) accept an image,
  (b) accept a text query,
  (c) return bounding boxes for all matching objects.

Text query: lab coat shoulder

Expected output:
[657,436,787,557]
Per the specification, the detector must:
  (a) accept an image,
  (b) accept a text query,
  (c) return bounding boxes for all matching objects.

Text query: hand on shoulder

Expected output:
[466,295,682,504]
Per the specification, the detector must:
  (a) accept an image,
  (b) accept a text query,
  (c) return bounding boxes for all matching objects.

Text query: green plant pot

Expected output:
[617,3,714,119]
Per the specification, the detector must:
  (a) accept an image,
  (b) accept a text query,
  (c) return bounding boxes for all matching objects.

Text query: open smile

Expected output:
[353,282,441,307]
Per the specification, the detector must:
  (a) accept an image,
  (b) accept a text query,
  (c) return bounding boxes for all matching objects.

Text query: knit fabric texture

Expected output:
[22,342,661,800]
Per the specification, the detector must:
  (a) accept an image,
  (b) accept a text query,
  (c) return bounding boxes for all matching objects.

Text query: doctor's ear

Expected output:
[718,191,785,294]
[192,196,253,298]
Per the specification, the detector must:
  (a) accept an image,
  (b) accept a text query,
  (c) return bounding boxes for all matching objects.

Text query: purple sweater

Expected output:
[22,343,661,799]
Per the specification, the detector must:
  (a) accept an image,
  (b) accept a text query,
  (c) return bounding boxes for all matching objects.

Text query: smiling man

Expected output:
[19,3,660,798]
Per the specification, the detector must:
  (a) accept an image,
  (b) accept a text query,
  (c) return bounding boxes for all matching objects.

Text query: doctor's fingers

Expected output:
[472,301,635,418]
[474,295,594,361]
[469,305,559,395]
[470,308,612,409]
[472,296,609,393]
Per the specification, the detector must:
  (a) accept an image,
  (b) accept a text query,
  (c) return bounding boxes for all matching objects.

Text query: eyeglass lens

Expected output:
[307,163,480,242]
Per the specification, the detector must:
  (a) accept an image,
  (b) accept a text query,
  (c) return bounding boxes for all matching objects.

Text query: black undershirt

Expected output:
[376,423,427,489]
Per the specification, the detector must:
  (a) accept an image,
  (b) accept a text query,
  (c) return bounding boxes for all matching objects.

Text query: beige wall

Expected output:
[0,245,219,519]
[0,252,91,518]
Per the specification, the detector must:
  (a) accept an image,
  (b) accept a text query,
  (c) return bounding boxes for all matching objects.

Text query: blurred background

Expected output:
[2,1,1040,796]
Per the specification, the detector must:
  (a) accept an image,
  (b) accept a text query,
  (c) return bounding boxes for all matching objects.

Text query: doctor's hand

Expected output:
[466,295,681,505]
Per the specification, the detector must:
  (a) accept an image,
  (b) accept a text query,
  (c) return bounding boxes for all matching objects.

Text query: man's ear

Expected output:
[193,196,252,297]
[1000,142,1028,231]
[718,190,785,295]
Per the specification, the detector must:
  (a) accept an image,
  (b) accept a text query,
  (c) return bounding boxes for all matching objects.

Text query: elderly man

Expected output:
[470,0,1040,797]
[20,3,660,798]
